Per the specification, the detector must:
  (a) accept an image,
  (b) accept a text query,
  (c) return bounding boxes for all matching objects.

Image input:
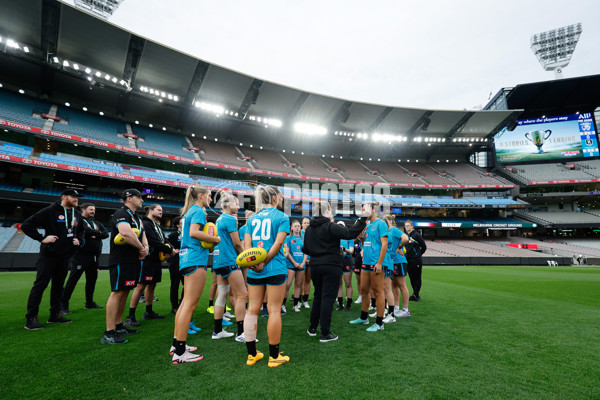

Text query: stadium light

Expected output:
[73,0,125,20]
[294,123,327,136]
[531,23,582,79]
[195,101,225,116]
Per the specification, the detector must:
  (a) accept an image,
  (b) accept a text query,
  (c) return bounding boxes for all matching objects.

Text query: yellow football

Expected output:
[236,247,268,268]
[159,243,173,261]
[201,222,218,249]
[114,227,141,245]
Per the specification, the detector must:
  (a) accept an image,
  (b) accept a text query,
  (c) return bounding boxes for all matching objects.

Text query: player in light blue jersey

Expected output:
[349,203,388,332]
[243,186,290,368]
[171,185,220,364]
[336,221,355,311]
[284,220,307,312]
[212,191,248,341]
[380,214,410,323]
[300,217,311,308]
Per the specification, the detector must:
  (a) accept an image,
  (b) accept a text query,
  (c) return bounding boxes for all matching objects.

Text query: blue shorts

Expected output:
[180,265,208,276]
[247,274,287,286]
[214,264,240,278]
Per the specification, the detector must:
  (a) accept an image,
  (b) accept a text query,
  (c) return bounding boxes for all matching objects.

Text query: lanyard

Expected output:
[62,206,75,230]
[152,219,164,242]
[84,218,96,230]
[125,207,139,230]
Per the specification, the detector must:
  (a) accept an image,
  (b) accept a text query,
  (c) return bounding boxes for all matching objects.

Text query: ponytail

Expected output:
[254,185,280,211]
[181,184,210,216]
[218,190,237,211]
[382,213,396,227]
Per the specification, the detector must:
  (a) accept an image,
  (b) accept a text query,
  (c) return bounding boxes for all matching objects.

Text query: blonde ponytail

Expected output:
[181,184,209,216]
[254,185,279,211]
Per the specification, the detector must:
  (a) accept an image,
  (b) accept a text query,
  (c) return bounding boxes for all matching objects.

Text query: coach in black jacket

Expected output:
[403,220,427,302]
[302,201,369,342]
[60,203,108,313]
[22,189,85,330]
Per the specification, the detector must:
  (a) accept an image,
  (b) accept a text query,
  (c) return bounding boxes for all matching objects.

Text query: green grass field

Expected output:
[1,266,599,400]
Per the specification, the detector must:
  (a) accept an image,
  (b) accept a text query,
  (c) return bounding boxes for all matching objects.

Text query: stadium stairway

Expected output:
[2,231,26,252]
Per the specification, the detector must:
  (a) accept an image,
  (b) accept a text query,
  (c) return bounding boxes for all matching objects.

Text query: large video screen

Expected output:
[495,113,599,163]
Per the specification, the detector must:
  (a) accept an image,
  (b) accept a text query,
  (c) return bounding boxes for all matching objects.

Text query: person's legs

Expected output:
[61,257,84,310]
[370,272,385,319]
[413,259,422,298]
[207,271,217,310]
[266,281,288,365]
[383,276,394,312]
[174,268,207,343]
[319,267,343,336]
[360,271,371,314]
[407,259,418,297]
[26,255,56,320]
[49,256,69,317]
[302,265,311,304]
[145,283,158,315]
[343,272,353,307]
[84,258,99,305]
[284,269,294,306]
[106,290,128,330]
[213,274,228,334]
[168,262,181,310]
[245,284,265,362]
[293,270,304,309]
[128,283,146,320]
[228,270,247,337]
[309,265,323,331]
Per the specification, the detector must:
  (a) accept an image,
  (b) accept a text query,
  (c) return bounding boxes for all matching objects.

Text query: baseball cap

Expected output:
[121,188,147,199]
[61,189,83,197]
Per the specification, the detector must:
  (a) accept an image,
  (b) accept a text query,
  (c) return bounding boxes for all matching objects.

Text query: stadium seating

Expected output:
[504,163,597,183]
[129,168,195,185]
[0,183,23,192]
[283,154,342,179]
[38,153,124,173]
[398,163,454,185]
[240,147,295,174]
[0,89,50,128]
[0,227,17,251]
[465,198,521,206]
[191,139,250,168]
[326,159,386,182]
[0,142,33,158]
[517,211,600,225]
[510,237,600,257]
[428,240,546,257]
[435,163,509,186]
[54,107,130,146]
[133,126,191,158]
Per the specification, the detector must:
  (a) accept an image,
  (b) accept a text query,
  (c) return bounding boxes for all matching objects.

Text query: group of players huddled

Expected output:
[21,184,427,367]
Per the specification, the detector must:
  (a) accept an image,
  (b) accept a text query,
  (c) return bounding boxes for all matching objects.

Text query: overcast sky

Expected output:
[68,0,599,110]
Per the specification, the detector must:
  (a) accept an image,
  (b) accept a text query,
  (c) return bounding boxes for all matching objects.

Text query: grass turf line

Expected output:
[0,266,598,400]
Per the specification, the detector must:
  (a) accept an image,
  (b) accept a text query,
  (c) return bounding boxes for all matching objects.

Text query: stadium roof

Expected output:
[0,0,521,161]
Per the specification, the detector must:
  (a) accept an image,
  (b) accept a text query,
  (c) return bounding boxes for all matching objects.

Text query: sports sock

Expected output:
[375,316,383,326]
[346,298,352,307]
[104,330,113,336]
[146,304,153,313]
[246,340,257,356]
[282,298,287,306]
[269,343,280,359]
[128,307,136,318]
[262,302,268,310]
[208,300,214,307]
[337,297,343,307]
[371,298,376,307]
[175,340,186,356]
[402,307,409,312]
[302,294,308,302]
[293,297,299,306]
[214,318,223,333]
[388,305,394,315]
[360,311,368,320]
[172,337,177,347]
[116,323,124,330]
[237,320,244,336]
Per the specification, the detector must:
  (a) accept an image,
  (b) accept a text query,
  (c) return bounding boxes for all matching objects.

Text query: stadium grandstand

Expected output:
[0,0,599,270]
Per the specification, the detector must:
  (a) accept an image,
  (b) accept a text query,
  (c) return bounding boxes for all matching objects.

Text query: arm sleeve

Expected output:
[415,232,427,255]
[329,217,367,240]
[190,209,206,226]
[21,208,47,242]
[97,222,109,239]
[144,221,172,253]
[278,214,290,235]
[75,211,85,242]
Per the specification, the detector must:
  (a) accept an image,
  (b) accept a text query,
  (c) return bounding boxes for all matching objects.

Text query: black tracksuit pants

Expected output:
[407,258,423,297]
[309,264,343,336]
[26,253,71,319]
[168,260,184,309]
[61,253,99,306]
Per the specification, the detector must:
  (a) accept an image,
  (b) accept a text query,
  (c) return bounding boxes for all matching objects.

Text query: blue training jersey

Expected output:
[213,212,239,268]
[340,239,354,258]
[362,218,388,266]
[179,205,209,269]
[239,223,248,239]
[245,207,290,278]
[388,226,407,265]
[285,234,305,267]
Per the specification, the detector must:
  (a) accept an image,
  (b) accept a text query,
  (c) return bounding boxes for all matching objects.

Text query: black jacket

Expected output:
[21,201,84,256]
[77,217,109,256]
[405,230,427,260]
[302,216,367,268]
[167,230,180,267]
[142,216,173,264]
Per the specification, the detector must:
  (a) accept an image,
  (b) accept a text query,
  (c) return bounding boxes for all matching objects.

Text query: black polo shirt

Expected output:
[109,206,145,266]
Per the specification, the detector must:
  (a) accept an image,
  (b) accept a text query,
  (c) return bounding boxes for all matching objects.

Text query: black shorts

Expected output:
[109,263,141,292]
[180,265,208,276]
[384,267,394,279]
[139,261,162,284]
[247,274,287,287]
[394,262,407,277]
[362,264,376,272]
[342,257,352,273]
[214,264,240,278]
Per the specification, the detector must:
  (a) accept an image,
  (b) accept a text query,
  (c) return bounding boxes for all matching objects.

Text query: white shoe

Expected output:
[223,311,235,319]
[212,330,234,340]
[235,333,259,343]
[172,350,203,364]
[395,309,411,318]
[354,296,362,304]
[223,315,231,322]
[169,344,198,355]
[394,306,400,315]
[368,305,374,311]
[281,305,287,313]
[369,310,377,318]
[383,314,396,323]
[293,305,301,312]
[303,301,310,309]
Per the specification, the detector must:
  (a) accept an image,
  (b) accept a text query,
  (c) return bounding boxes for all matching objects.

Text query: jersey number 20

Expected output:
[251,219,271,241]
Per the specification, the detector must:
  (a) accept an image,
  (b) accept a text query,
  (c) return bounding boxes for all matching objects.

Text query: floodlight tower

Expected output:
[74,0,125,20]
[530,23,582,79]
